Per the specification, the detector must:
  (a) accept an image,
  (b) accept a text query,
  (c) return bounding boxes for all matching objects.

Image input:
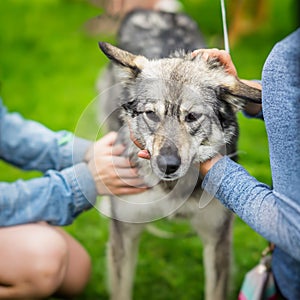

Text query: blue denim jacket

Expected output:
[0,99,97,226]
[202,28,300,299]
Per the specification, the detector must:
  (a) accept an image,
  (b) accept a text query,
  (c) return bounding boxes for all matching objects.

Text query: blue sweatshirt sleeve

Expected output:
[0,99,91,172]
[0,162,97,226]
[202,156,300,261]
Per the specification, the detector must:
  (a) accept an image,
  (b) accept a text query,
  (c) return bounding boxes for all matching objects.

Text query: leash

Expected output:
[220,0,230,53]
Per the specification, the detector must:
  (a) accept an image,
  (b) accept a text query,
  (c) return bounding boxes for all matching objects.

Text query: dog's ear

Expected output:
[99,42,148,77]
[219,79,262,111]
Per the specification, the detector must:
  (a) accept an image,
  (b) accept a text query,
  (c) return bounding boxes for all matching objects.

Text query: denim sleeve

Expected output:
[0,100,91,172]
[0,162,97,226]
[202,156,300,261]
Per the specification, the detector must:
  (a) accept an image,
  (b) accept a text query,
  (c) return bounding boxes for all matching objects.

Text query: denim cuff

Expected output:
[61,163,97,214]
[72,137,92,164]
[58,133,92,169]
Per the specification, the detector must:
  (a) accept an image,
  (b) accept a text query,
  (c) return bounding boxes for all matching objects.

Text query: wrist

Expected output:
[200,154,223,177]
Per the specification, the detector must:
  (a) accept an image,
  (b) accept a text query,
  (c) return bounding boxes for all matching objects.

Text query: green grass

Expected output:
[0,0,297,299]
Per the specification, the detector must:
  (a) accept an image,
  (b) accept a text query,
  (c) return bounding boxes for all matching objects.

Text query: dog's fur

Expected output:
[97,10,261,300]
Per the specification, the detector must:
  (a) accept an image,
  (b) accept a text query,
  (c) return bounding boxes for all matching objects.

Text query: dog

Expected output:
[97,9,261,300]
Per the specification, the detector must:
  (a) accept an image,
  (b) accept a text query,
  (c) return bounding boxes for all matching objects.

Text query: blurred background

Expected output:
[0,0,298,299]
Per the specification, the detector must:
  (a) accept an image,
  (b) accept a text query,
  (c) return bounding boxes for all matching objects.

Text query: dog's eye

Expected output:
[145,111,160,122]
[185,112,201,123]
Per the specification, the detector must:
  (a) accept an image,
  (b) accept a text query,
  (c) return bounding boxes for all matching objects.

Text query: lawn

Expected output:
[0,0,297,299]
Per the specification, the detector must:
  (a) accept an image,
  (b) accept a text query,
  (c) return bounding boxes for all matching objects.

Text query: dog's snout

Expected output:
[156,144,181,175]
[157,154,181,175]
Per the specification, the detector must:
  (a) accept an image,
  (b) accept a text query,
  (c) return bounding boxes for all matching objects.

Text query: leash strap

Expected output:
[220,0,230,53]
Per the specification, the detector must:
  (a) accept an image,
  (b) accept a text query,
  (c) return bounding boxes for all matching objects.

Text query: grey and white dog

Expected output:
[97,9,261,300]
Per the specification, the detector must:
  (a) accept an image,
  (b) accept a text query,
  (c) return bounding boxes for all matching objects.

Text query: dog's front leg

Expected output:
[108,219,145,300]
[201,235,232,300]
[191,202,233,300]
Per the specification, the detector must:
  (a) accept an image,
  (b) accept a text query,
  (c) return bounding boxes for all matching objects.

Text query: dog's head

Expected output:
[99,42,261,181]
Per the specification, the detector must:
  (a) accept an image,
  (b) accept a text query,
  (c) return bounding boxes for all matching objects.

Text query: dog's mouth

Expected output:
[161,174,180,181]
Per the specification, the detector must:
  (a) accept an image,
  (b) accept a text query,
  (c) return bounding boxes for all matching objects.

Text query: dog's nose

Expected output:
[157,154,181,175]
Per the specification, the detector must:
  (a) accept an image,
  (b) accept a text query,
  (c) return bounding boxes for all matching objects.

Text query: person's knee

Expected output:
[54,228,92,297]
[23,228,68,297]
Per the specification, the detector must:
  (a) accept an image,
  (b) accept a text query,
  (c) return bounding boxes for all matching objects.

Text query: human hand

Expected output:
[192,49,262,115]
[199,154,223,177]
[86,132,148,195]
[191,48,238,77]
[240,80,262,116]
[129,128,151,160]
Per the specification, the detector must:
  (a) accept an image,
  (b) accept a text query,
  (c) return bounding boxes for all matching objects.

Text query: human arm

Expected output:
[191,49,263,117]
[135,141,300,261]
[0,99,90,172]
[0,131,147,226]
[86,132,148,195]
[196,44,300,260]
[134,139,300,260]
[0,163,96,226]
[200,156,300,261]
